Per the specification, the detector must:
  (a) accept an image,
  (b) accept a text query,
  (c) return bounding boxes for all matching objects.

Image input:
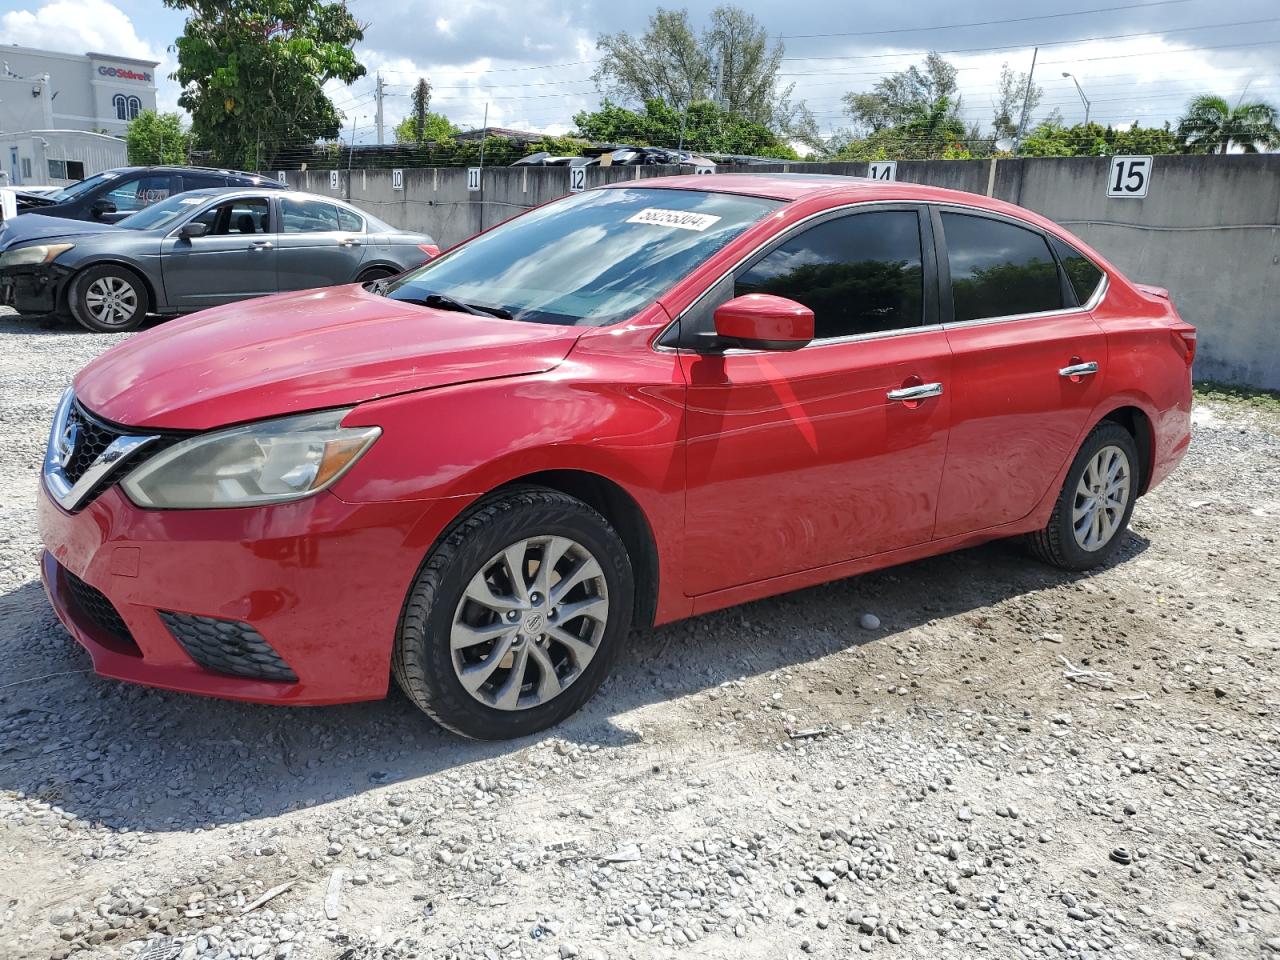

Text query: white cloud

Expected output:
[1,0,181,112]
[2,0,161,62]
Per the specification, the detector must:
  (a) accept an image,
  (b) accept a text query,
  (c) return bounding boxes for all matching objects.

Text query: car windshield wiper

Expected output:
[388,289,512,319]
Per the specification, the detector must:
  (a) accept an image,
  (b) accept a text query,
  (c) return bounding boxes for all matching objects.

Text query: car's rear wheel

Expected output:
[69,264,150,332]
[393,487,633,740]
[1029,421,1139,571]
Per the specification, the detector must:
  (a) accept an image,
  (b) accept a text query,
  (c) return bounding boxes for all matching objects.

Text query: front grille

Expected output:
[62,402,120,485]
[159,612,298,683]
[61,567,139,653]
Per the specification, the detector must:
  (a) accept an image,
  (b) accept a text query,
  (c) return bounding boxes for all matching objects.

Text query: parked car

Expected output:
[1,188,438,331]
[9,165,283,223]
[37,174,1193,739]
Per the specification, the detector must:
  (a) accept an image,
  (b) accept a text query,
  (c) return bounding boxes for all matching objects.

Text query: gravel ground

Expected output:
[0,311,1277,960]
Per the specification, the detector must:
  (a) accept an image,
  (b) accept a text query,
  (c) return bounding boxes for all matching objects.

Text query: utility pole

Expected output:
[346,113,357,197]
[374,73,385,145]
[478,102,489,169]
[1013,46,1038,155]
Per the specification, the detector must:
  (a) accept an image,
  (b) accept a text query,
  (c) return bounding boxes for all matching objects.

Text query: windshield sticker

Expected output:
[626,208,722,232]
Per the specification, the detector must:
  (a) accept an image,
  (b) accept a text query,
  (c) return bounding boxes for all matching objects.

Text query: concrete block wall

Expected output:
[276,155,1280,390]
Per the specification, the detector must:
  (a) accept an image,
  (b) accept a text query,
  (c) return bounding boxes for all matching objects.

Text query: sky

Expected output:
[2,0,1278,146]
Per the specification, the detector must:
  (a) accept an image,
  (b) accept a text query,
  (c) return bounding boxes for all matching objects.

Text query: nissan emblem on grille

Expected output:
[57,420,79,470]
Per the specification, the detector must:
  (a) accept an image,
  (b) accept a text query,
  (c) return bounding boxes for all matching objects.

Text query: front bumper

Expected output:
[38,483,445,705]
[0,264,68,314]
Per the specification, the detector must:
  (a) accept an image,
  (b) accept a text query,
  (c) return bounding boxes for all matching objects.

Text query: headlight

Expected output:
[121,409,380,509]
[0,243,75,267]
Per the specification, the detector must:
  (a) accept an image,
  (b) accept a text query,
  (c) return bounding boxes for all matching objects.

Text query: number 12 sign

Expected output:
[1107,156,1152,198]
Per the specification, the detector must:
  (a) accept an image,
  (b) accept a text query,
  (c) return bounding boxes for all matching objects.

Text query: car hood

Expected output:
[75,285,585,430]
[0,212,116,251]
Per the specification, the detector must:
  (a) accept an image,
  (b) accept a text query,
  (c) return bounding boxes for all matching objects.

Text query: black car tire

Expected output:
[68,264,150,333]
[392,487,634,740]
[1028,421,1140,571]
[357,266,398,283]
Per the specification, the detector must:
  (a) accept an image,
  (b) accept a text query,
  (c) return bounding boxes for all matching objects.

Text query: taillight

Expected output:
[1172,328,1197,366]
[418,243,440,260]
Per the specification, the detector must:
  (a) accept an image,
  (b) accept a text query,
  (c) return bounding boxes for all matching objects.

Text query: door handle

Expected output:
[249,241,273,250]
[887,382,944,403]
[1058,361,1098,378]
[339,238,361,247]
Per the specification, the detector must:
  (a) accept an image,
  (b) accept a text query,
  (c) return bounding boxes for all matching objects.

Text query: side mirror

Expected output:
[90,199,117,218]
[179,221,209,239]
[712,294,814,351]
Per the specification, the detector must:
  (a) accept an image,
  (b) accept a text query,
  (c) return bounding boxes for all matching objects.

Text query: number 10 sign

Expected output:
[1107,156,1152,198]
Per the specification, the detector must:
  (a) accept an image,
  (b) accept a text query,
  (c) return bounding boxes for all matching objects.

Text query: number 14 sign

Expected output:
[1107,156,1153,198]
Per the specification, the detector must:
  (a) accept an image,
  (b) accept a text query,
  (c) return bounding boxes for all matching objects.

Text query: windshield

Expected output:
[384,187,783,326]
[50,171,118,202]
[117,192,211,230]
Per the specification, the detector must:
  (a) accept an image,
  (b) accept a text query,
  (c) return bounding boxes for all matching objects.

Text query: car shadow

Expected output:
[0,532,1149,832]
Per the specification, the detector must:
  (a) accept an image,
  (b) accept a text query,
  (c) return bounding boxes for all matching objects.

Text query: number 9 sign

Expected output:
[1107,156,1152,198]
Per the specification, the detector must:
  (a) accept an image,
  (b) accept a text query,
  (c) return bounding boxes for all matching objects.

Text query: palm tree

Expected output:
[1177,94,1279,154]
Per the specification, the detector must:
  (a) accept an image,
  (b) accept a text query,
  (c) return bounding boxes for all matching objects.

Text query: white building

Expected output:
[0,46,158,185]
[1,129,128,187]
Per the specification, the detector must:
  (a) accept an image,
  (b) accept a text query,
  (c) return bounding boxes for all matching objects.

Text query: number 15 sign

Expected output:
[1107,156,1152,198]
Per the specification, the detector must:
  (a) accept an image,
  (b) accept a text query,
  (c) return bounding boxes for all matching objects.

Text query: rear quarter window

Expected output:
[1050,235,1105,305]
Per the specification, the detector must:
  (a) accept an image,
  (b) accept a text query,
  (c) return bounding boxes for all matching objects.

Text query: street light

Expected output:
[1062,71,1091,127]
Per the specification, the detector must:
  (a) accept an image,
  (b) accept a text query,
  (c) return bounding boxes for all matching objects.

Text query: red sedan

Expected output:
[38,175,1195,739]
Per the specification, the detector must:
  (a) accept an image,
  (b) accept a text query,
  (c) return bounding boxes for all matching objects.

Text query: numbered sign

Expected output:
[1107,156,1152,198]
[868,161,897,181]
[467,167,481,192]
[693,163,715,175]
[329,170,340,191]
[276,171,287,184]
[569,165,586,193]
[392,168,404,191]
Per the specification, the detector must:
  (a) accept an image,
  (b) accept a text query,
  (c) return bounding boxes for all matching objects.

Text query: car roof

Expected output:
[608,173,1065,232]
[98,165,276,178]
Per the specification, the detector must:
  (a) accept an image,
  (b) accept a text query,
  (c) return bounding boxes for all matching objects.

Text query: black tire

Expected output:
[1028,421,1140,571]
[68,264,150,332]
[357,266,397,284]
[392,487,634,740]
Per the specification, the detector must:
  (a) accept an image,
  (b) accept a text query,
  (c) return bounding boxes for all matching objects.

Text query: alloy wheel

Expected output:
[450,535,609,711]
[1072,444,1131,551]
[84,276,139,327]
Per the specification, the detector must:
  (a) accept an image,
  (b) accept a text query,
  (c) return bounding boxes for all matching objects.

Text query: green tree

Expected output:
[992,61,1042,142]
[393,111,459,145]
[592,5,816,147]
[1020,120,1181,157]
[164,0,366,169]
[573,98,799,158]
[125,110,191,164]
[843,52,961,136]
[1177,94,1279,154]
[835,94,967,161]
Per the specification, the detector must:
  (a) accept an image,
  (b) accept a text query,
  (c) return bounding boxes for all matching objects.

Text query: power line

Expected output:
[780,0,1198,39]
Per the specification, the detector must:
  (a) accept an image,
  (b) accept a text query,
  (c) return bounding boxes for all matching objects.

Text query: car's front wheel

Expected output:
[393,488,634,740]
[1029,421,1140,570]
[68,264,150,332]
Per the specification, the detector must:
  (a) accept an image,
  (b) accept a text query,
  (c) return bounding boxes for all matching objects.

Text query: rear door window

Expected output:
[735,210,925,340]
[941,212,1063,323]
[281,198,341,233]
[1049,235,1105,306]
[105,175,173,212]
[337,206,364,232]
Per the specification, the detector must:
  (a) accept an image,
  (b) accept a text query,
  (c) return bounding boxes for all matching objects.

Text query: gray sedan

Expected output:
[0,188,437,331]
